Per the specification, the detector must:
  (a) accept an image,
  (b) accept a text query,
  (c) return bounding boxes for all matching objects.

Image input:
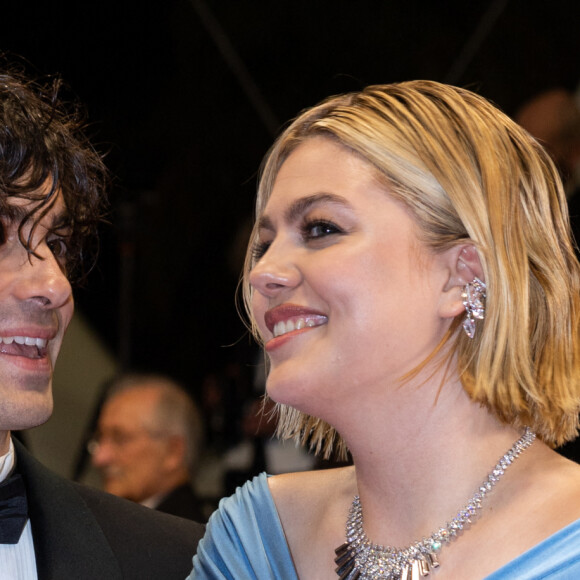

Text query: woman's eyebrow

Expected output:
[257,192,351,231]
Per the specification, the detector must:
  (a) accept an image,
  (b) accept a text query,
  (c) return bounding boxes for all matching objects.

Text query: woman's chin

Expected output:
[266,374,311,410]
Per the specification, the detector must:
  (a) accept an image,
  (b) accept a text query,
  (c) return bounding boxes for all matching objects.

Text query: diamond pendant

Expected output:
[400,552,440,579]
[462,316,476,339]
[333,542,360,579]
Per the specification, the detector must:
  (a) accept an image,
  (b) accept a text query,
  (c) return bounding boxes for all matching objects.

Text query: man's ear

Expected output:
[164,435,187,471]
[439,244,484,319]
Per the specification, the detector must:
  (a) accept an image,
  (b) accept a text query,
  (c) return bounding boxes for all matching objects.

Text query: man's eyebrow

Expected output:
[50,210,72,230]
[2,200,71,230]
[5,204,28,223]
[257,192,351,231]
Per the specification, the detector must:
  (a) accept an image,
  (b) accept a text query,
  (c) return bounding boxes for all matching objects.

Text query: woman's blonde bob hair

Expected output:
[243,80,580,458]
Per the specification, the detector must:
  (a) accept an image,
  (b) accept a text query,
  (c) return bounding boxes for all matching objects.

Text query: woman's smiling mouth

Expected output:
[265,304,328,342]
[273,317,325,338]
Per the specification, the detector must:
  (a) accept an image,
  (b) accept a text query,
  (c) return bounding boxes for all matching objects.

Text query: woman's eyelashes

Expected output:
[252,218,345,262]
[252,239,271,261]
[301,218,344,241]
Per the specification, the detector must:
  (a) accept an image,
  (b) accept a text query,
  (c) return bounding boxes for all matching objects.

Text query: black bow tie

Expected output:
[0,473,28,544]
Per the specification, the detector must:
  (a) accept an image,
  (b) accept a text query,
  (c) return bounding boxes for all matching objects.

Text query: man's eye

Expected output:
[47,237,68,259]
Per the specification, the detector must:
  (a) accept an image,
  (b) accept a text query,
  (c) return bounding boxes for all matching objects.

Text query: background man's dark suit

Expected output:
[16,440,204,580]
[156,482,206,522]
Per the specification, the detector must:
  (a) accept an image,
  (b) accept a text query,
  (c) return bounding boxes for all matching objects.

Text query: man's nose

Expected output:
[12,246,72,311]
[90,439,113,467]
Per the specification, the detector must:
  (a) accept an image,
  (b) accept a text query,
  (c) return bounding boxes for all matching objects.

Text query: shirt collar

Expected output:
[0,438,15,483]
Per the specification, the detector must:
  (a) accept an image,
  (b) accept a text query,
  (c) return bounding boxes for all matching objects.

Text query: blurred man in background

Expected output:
[91,373,206,521]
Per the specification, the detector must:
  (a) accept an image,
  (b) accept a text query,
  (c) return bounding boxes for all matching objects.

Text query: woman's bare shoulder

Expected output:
[267,467,357,576]
[268,466,356,532]
[530,450,580,524]
[269,466,356,505]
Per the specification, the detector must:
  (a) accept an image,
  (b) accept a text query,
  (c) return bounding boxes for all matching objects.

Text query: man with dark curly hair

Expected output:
[0,69,204,579]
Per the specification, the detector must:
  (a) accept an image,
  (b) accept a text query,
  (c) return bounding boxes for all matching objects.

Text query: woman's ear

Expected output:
[453,244,484,287]
[439,244,484,319]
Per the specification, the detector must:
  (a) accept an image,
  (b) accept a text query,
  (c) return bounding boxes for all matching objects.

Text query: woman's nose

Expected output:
[249,241,302,298]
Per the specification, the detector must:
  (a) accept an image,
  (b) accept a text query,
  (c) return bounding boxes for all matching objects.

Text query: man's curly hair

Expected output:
[0,68,108,283]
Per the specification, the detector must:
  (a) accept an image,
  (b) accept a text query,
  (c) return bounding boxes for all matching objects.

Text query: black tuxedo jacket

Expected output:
[15,440,204,579]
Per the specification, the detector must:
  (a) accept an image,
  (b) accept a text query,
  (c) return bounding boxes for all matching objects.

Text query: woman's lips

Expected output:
[264,304,327,350]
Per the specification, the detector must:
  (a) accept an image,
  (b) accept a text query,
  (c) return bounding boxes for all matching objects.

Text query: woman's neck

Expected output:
[337,376,524,547]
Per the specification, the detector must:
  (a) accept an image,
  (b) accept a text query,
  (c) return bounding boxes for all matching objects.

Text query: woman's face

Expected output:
[250,137,458,417]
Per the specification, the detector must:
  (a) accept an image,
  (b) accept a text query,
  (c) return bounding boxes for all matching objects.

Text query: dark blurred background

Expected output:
[3,0,579,397]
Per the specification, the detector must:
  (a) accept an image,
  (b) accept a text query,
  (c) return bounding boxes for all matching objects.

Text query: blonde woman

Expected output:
[191,81,580,579]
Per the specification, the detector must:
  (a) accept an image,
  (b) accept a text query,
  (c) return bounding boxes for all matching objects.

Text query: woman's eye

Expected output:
[303,220,342,240]
[251,240,271,261]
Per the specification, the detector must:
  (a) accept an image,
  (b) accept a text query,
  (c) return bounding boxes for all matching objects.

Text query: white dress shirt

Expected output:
[0,438,38,579]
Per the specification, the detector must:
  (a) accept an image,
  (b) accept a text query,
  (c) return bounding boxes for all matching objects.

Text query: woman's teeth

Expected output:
[273,318,317,338]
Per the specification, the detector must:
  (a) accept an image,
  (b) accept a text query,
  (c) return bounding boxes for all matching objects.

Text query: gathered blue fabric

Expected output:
[191,472,580,579]
[191,473,297,579]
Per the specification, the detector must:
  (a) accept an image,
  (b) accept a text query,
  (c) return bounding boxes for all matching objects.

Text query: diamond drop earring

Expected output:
[461,277,486,338]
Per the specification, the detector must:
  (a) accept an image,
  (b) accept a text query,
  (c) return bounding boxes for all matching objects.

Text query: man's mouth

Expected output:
[103,468,121,478]
[0,336,49,359]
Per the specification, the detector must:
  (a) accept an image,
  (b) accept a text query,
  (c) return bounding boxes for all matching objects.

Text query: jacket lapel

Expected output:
[14,440,123,580]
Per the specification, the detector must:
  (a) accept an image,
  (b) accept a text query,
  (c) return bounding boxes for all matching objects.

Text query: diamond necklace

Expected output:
[334,427,536,580]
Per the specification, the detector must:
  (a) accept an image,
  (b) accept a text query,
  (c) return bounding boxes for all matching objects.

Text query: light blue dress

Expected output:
[190,473,580,579]
[191,473,295,578]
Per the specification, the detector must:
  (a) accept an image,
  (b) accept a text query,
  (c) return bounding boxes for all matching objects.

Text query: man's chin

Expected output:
[2,398,53,431]
[103,479,127,498]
